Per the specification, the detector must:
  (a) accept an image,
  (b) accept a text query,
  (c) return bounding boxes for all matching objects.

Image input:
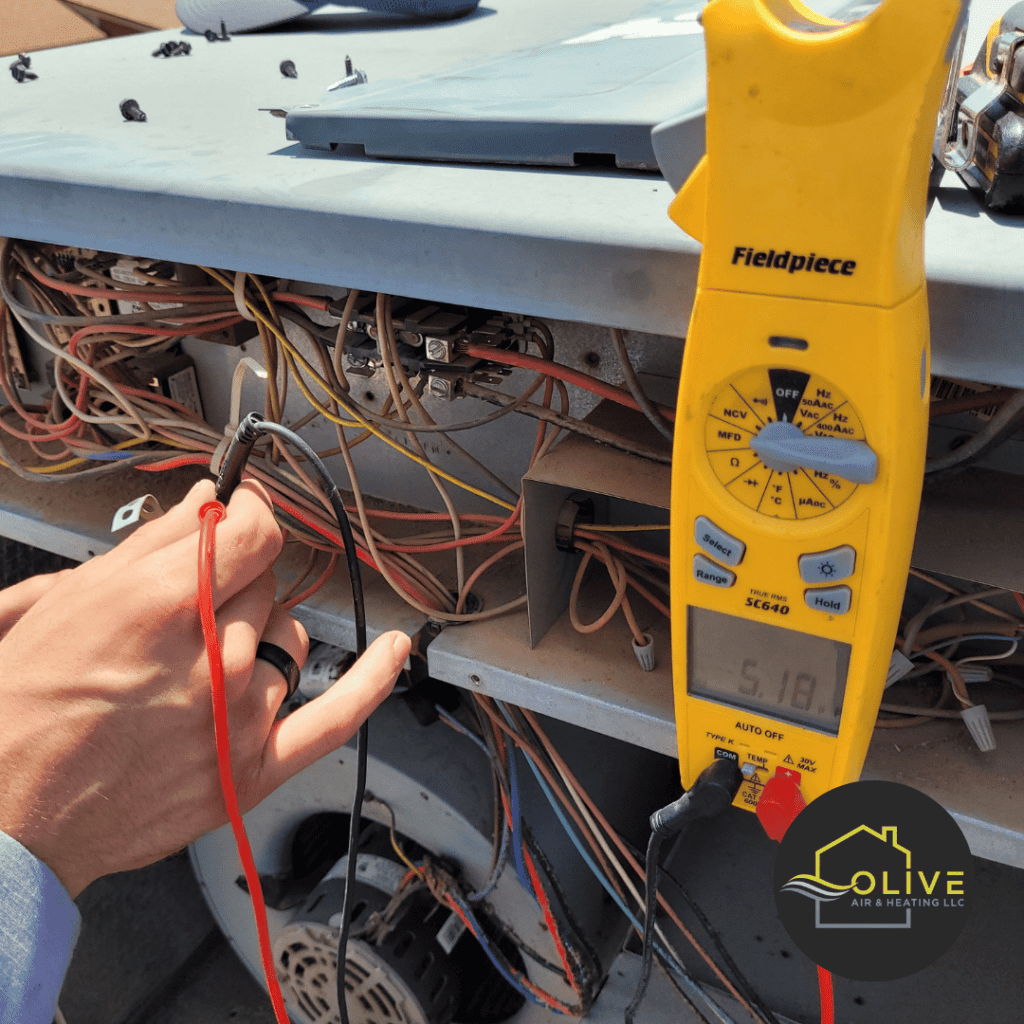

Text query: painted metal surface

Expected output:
[0,0,1021,376]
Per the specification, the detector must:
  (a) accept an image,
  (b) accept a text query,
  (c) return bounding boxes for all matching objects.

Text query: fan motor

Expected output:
[274,848,523,1024]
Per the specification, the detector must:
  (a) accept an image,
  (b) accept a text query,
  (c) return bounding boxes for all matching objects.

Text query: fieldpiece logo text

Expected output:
[732,246,856,277]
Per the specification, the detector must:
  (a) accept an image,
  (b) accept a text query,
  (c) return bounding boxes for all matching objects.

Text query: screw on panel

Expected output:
[152,40,192,57]
[427,376,451,400]
[10,54,36,82]
[205,20,231,42]
[280,60,298,78]
[120,99,147,122]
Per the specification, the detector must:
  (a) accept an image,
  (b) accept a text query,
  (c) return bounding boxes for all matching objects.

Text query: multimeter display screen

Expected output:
[687,607,850,734]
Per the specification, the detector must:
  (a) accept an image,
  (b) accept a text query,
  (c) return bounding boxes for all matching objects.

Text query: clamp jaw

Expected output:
[671,0,968,308]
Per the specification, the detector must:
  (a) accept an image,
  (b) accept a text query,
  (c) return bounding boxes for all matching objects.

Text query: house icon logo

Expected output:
[781,824,914,928]
[773,782,973,981]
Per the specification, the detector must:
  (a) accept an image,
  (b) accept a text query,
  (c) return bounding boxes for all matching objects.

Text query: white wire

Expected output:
[956,638,1019,667]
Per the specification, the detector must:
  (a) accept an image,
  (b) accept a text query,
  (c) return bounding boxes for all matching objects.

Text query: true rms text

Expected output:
[732,246,856,277]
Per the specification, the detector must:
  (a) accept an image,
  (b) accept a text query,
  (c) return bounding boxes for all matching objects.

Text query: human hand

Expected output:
[0,479,410,898]
[0,566,73,640]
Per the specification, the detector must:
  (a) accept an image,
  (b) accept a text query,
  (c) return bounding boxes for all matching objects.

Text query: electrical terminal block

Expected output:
[424,369,463,402]
[111,494,165,533]
[333,294,519,378]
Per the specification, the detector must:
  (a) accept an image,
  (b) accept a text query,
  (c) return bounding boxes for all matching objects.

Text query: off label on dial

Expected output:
[705,367,865,519]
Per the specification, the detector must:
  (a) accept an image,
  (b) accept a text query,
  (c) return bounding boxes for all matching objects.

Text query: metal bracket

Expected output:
[111,494,165,533]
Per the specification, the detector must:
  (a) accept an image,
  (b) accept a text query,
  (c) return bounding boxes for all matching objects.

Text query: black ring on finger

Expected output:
[255,641,301,699]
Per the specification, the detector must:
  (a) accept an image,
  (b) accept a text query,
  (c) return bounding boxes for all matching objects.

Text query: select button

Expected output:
[694,516,745,567]
[805,586,852,615]
[693,554,736,589]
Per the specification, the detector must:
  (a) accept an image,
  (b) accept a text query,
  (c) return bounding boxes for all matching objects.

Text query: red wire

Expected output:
[272,498,439,609]
[374,499,523,554]
[282,553,337,610]
[464,344,675,422]
[522,844,583,1004]
[197,502,291,1024]
[20,260,229,303]
[67,319,244,356]
[818,966,834,1024]
[575,530,670,568]
[137,455,210,472]
[133,459,432,603]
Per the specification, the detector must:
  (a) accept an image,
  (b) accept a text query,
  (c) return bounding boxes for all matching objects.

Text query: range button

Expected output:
[693,554,736,588]
[694,516,745,567]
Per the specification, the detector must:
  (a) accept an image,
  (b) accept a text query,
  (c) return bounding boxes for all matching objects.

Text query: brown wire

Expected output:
[517,707,761,1020]
[929,387,1018,418]
[473,697,628,907]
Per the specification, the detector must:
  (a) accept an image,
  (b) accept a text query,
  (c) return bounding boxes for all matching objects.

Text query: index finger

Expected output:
[248,631,411,802]
[199,480,284,610]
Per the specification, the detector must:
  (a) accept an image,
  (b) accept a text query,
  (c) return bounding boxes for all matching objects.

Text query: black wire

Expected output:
[656,865,782,1024]
[338,719,368,1024]
[618,833,780,1024]
[624,830,664,1024]
[252,420,366,651]
[218,415,368,1024]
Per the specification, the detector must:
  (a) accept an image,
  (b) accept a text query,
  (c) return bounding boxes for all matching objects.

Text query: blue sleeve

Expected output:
[0,830,80,1024]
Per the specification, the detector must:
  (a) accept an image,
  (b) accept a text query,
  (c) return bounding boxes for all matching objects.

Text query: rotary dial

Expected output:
[704,367,873,520]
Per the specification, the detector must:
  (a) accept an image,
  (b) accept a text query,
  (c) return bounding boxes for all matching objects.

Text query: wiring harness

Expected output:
[880,568,1024,749]
[0,240,670,657]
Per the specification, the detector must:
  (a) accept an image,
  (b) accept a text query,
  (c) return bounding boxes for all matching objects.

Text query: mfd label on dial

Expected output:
[705,367,865,519]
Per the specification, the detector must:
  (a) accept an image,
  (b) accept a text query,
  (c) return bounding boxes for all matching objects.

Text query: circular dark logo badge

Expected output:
[774,780,972,981]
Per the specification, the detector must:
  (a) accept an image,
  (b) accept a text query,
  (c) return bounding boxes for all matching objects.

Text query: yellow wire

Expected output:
[201,267,517,513]
[0,436,175,474]
[390,830,423,878]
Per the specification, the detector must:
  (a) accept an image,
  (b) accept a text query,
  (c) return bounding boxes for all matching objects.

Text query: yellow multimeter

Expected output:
[668,0,968,810]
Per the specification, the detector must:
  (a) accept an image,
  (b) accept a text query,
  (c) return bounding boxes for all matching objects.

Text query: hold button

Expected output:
[805,586,851,615]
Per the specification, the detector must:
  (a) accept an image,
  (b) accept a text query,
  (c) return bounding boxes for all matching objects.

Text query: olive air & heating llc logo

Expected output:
[774,781,973,980]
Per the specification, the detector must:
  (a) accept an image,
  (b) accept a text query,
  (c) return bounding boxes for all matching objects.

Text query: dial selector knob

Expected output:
[750,420,877,483]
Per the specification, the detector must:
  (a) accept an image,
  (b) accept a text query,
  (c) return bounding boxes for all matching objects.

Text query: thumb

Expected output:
[253,631,411,800]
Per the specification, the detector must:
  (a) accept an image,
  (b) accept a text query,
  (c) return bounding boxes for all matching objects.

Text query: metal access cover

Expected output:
[286,0,707,170]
